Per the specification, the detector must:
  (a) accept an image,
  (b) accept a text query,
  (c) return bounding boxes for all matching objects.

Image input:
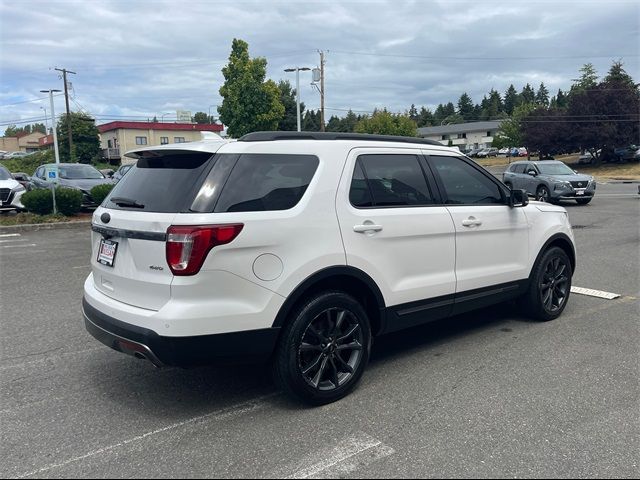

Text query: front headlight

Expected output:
[553,181,571,191]
[11,184,26,193]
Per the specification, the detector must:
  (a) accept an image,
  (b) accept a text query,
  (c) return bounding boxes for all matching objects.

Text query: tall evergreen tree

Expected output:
[276,79,304,131]
[408,104,419,123]
[556,89,568,109]
[417,106,434,127]
[504,84,520,115]
[604,61,636,89]
[457,93,475,121]
[521,83,536,105]
[535,82,550,107]
[572,63,598,92]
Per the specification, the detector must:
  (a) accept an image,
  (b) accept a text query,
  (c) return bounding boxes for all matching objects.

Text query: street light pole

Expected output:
[284,67,311,132]
[40,106,48,133]
[41,89,61,164]
[208,105,217,124]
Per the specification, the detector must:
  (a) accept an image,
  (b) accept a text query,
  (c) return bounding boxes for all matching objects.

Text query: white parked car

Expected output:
[0,163,26,211]
[83,132,576,404]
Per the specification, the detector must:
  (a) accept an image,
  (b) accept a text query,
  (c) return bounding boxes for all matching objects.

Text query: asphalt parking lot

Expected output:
[1,183,638,479]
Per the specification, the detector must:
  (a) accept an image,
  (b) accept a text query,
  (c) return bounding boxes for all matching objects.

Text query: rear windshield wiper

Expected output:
[110,196,145,209]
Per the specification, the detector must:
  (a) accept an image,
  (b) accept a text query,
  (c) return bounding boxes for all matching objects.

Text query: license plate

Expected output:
[97,238,118,267]
[576,190,585,195]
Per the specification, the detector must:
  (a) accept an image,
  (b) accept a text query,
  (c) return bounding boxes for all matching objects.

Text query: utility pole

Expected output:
[55,67,76,161]
[284,67,311,131]
[319,51,325,132]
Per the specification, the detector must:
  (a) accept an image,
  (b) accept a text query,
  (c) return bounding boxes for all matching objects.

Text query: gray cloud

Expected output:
[1,0,638,132]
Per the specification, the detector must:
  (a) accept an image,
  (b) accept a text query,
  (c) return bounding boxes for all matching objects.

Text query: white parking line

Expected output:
[15,393,278,478]
[72,265,91,269]
[571,286,621,300]
[0,233,20,238]
[0,243,37,248]
[285,433,395,479]
[0,238,25,243]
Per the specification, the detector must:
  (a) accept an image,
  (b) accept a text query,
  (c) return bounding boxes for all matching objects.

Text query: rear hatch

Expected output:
[90,150,220,310]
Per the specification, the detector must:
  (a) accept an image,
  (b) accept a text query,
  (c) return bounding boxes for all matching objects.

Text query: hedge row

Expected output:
[21,187,83,216]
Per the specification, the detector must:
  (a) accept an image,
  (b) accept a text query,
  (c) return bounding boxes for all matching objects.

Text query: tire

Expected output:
[576,198,592,205]
[536,185,550,202]
[273,291,372,405]
[519,246,572,321]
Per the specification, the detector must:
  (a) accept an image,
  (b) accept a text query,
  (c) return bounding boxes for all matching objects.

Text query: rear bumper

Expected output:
[83,297,280,367]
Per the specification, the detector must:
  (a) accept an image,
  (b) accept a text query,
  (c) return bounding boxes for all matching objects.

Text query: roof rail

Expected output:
[238,131,445,146]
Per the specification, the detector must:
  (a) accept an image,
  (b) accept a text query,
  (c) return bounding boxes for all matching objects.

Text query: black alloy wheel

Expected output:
[273,291,371,405]
[539,256,570,314]
[519,246,572,321]
[298,307,364,391]
[536,186,550,202]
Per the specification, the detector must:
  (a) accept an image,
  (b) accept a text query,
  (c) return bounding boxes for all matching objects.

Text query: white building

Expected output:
[418,121,503,153]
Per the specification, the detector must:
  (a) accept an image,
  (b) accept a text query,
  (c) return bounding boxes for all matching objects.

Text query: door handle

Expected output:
[353,224,383,233]
[462,217,482,227]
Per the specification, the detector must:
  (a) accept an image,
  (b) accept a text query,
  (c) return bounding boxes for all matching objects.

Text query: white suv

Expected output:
[83,132,576,404]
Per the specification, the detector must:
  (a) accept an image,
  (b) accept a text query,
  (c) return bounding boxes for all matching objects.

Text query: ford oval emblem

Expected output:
[101,212,111,224]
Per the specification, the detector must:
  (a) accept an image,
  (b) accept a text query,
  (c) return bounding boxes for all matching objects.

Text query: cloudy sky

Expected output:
[1,0,638,134]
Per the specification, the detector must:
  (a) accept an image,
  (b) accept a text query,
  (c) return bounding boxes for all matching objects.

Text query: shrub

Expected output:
[90,184,115,206]
[21,188,53,215]
[21,186,82,216]
[1,150,54,175]
[55,187,83,215]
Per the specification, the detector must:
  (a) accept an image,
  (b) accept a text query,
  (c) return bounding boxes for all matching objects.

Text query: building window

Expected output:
[441,134,450,140]
[487,131,493,137]
[457,133,467,139]
[107,139,113,148]
[160,137,169,145]
[135,136,148,145]
[174,137,186,143]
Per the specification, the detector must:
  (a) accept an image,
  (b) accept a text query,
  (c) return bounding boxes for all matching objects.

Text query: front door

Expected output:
[425,154,529,305]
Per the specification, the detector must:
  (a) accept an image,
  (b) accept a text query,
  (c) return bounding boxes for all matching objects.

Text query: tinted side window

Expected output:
[105,153,214,212]
[514,164,527,174]
[214,154,319,213]
[358,154,433,207]
[349,161,373,207]
[429,156,504,205]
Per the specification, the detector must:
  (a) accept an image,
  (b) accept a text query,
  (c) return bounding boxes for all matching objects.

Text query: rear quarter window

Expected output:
[105,152,214,212]
[213,154,319,213]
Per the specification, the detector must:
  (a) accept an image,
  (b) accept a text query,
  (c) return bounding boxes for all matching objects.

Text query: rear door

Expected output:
[90,151,217,310]
[336,149,457,330]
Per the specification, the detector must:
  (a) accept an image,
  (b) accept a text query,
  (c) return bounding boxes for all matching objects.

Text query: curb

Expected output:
[0,220,92,234]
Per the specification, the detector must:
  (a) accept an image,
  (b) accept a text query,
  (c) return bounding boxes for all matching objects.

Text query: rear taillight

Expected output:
[166,224,243,276]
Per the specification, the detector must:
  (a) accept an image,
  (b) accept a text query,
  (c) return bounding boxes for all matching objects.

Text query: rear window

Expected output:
[212,154,319,213]
[105,152,214,212]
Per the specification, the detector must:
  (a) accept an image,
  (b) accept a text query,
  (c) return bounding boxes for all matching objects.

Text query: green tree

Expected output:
[572,63,598,92]
[457,93,475,121]
[354,109,417,136]
[495,103,535,150]
[408,104,419,123]
[340,110,359,132]
[556,89,568,109]
[57,112,100,163]
[521,83,536,105]
[276,80,304,131]
[417,106,434,127]
[503,84,520,115]
[535,83,550,107]
[218,38,285,137]
[302,109,321,131]
[3,123,46,137]
[193,112,210,124]
[604,61,636,89]
[325,115,342,132]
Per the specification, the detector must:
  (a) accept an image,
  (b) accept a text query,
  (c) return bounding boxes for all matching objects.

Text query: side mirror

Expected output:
[573,170,578,174]
[528,170,537,176]
[509,189,529,208]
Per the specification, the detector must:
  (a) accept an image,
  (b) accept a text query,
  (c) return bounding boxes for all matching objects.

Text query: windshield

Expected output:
[537,163,575,176]
[58,165,104,179]
[0,166,11,180]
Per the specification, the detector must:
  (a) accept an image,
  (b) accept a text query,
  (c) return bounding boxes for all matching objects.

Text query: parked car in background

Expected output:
[11,172,32,191]
[477,148,499,158]
[30,163,115,208]
[0,163,26,211]
[518,147,528,157]
[0,151,9,159]
[3,151,32,159]
[100,168,115,179]
[614,145,639,162]
[503,160,595,205]
[466,147,483,158]
[112,164,133,182]
[498,147,510,155]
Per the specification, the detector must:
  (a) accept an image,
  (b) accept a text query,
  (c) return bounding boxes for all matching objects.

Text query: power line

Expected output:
[330,50,640,61]
[0,94,64,108]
